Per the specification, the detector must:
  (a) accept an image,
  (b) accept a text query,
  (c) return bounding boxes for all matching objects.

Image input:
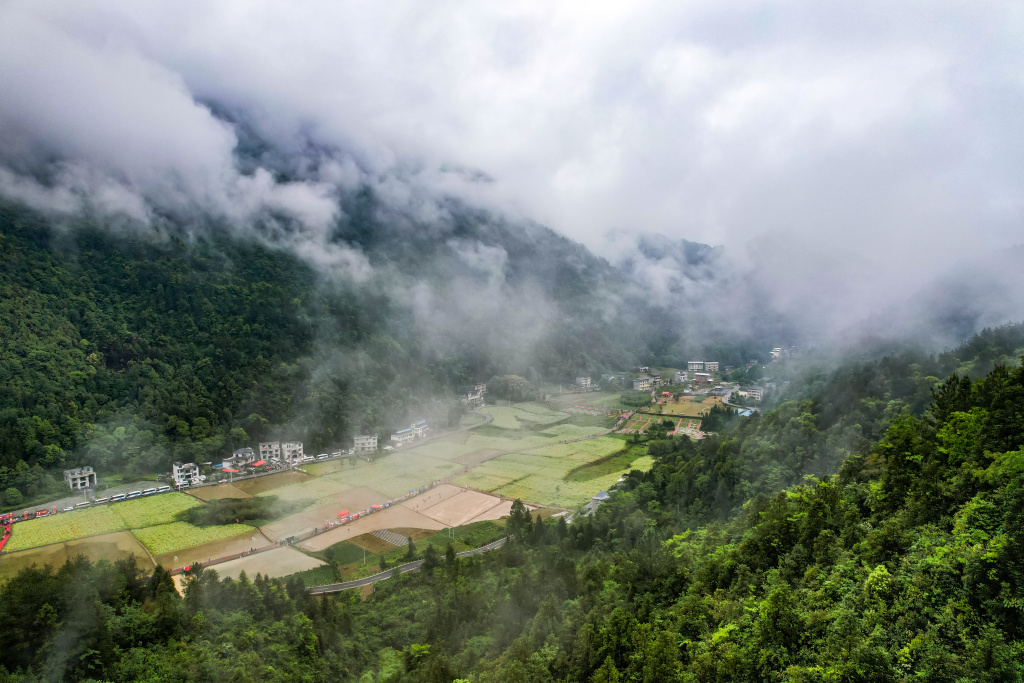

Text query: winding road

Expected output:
[308,536,507,594]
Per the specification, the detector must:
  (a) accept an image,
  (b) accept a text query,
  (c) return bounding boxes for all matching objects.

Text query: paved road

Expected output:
[308,536,508,595]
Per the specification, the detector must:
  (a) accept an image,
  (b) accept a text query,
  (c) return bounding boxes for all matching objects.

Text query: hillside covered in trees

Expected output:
[1,329,1022,681]
[0,195,789,503]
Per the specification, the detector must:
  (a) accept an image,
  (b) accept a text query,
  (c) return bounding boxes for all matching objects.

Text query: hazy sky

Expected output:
[1,0,1022,333]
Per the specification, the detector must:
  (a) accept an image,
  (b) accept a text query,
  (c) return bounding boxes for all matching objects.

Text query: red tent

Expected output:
[337,510,349,517]
[223,468,239,473]
[252,460,266,466]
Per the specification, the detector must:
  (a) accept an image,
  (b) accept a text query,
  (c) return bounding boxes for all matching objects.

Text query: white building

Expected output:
[233,447,255,462]
[705,361,720,372]
[575,376,592,390]
[675,370,687,383]
[391,429,415,447]
[63,466,97,490]
[633,377,651,391]
[172,462,200,487]
[739,387,763,401]
[281,442,303,461]
[688,361,704,371]
[410,420,429,439]
[464,383,487,407]
[771,347,783,360]
[354,434,377,453]
[259,442,282,460]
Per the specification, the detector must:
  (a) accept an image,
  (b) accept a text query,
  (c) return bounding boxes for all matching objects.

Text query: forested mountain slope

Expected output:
[1,334,1022,681]
[0,196,766,501]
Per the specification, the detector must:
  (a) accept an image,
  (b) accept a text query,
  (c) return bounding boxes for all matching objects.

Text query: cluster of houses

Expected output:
[632,362,720,391]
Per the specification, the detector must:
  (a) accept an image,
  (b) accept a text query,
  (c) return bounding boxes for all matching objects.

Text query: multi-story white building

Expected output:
[259,442,282,460]
[633,377,651,391]
[63,466,97,490]
[739,387,763,401]
[281,442,303,461]
[409,420,429,439]
[172,462,200,487]
[354,434,377,453]
[391,429,415,447]
[675,370,687,383]
[576,376,592,390]
[705,361,720,372]
[688,361,704,371]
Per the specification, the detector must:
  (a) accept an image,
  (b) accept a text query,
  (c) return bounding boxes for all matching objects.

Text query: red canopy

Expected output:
[252,460,266,466]
[337,510,349,516]
[223,468,239,473]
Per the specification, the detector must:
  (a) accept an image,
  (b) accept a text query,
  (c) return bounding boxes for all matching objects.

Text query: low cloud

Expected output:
[0,0,1022,345]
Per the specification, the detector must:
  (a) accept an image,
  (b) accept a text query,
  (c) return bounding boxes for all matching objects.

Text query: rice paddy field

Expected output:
[2,506,128,552]
[112,492,201,528]
[490,456,655,507]
[483,403,569,430]
[454,436,637,507]
[132,521,255,555]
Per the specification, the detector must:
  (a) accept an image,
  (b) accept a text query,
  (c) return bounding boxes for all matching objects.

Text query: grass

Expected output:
[112,493,202,528]
[131,522,254,555]
[284,564,339,588]
[3,506,127,552]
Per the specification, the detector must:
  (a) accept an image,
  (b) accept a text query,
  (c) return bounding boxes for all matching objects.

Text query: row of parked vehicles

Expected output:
[18,484,174,521]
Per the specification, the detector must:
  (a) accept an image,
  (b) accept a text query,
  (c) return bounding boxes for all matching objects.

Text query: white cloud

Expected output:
[1,0,1022,336]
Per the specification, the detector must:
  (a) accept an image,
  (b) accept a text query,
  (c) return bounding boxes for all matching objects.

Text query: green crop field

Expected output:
[453,435,636,507]
[111,492,202,528]
[131,522,254,555]
[3,507,128,553]
[483,403,568,430]
[491,456,655,507]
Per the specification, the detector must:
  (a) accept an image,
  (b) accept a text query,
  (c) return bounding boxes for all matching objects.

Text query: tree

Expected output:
[3,487,22,507]
[422,544,439,571]
[404,536,417,561]
[445,543,456,566]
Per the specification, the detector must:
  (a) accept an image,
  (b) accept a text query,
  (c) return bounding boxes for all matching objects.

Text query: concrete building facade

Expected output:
[688,361,704,371]
[63,466,97,490]
[705,361,720,372]
[354,435,377,453]
[172,462,200,487]
[633,377,651,391]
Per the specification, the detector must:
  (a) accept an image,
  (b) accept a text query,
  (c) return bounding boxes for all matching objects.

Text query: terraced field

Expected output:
[454,436,634,507]
[491,456,655,507]
[3,506,127,552]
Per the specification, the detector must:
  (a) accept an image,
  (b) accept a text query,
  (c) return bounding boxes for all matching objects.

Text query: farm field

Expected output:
[234,469,312,494]
[188,483,251,501]
[453,436,629,507]
[260,487,384,541]
[483,403,568,430]
[132,521,254,555]
[0,531,154,581]
[3,506,127,552]
[491,456,654,507]
[413,488,504,527]
[153,530,272,569]
[289,451,463,500]
[111,492,201,528]
[549,391,624,410]
[211,546,325,581]
[256,475,354,503]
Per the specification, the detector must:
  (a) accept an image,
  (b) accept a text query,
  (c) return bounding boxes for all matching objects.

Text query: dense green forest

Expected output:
[1,329,1022,681]
[0,194,796,503]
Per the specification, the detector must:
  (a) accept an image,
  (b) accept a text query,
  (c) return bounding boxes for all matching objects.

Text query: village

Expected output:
[0,360,771,585]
